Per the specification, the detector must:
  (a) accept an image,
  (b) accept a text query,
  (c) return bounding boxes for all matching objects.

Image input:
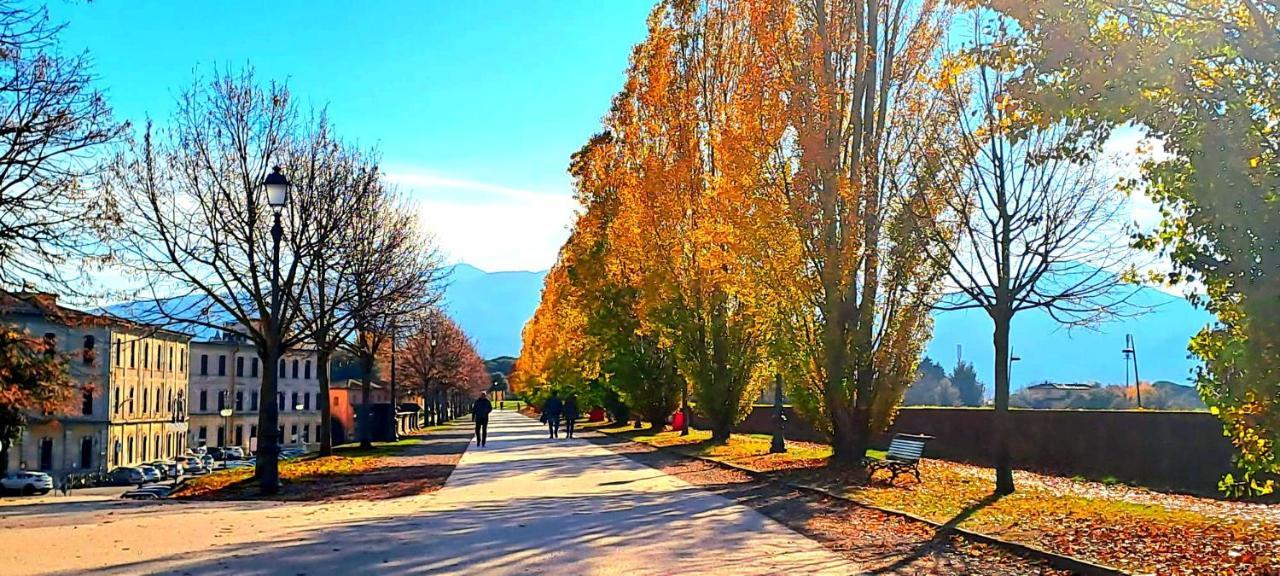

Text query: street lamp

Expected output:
[1122,334,1143,408]
[770,373,787,454]
[219,408,233,450]
[259,165,290,493]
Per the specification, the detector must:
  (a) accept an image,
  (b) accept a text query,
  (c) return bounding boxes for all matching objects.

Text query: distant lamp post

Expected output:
[770,374,787,454]
[259,165,290,493]
[219,408,233,449]
[1122,334,1143,408]
[1010,351,1022,387]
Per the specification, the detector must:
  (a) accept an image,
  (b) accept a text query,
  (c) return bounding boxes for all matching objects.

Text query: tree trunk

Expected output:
[317,348,333,456]
[359,354,373,449]
[993,313,1014,494]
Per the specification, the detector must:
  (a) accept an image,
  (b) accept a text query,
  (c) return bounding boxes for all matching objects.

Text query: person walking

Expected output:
[472,393,493,447]
[542,391,564,439]
[562,395,579,439]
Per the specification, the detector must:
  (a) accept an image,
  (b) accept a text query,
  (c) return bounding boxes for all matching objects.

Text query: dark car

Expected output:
[106,467,146,486]
[205,447,226,460]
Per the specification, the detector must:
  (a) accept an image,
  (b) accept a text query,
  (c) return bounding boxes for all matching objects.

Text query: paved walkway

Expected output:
[0,411,857,575]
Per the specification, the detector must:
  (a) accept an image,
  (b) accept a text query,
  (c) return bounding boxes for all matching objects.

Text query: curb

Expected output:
[593,427,1131,576]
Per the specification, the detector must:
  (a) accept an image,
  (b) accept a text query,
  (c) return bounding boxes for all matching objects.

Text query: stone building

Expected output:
[188,328,323,453]
[1,292,191,476]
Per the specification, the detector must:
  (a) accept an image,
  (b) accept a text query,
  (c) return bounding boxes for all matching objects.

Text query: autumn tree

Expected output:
[0,296,77,467]
[981,0,1280,495]
[752,0,954,462]
[918,18,1139,493]
[400,309,482,425]
[603,1,781,440]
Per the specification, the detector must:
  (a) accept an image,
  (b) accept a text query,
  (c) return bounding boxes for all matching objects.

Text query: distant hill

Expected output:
[485,356,517,376]
[441,264,547,358]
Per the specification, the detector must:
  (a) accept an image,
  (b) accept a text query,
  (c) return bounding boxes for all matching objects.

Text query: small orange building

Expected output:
[329,379,390,445]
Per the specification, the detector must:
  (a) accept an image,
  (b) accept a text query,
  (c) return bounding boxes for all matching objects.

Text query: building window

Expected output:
[279,358,286,377]
[80,436,93,469]
[236,356,244,377]
[217,390,226,411]
[235,425,244,446]
[155,388,161,414]
[304,360,311,379]
[180,348,185,372]
[114,388,121,415]
[82,391,93,415]
[216,426,225,447]
[168,346,174,371]
[200,354,208,376]
[115,338,122,367]
[250,391,259,411]
[127,436,134,462]
[128,388,135,415]
[277,392,285,411]
[302,425,310,443]
[291,424,299,443]
[129,340,135,368]
[333,395,340,406]
[142,387,150,413]
[199,389,208,412]
[251,358,259,378]
[43,332,56,358]
[303,392,311,410]
[198,426,207,442]
[250,425,258,440]
[83,335,95,365]
[142,341,149,367]
[291,392,299,411]
[291,359,299,379]
[38,438,53,471]
[217,355,226,377]
[156,344,162,370]
[235,391,244,411]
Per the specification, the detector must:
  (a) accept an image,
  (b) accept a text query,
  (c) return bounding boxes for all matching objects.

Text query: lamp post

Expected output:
[219,408,233,452]
[1122,334,1142,408]
[259,165,290,494]
[770,373,787,454]
[389,320,398,440]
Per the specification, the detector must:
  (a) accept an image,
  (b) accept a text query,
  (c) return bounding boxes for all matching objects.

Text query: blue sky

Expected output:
[49,0,654,272]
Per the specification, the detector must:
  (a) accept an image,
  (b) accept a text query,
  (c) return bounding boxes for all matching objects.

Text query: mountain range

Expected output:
[444,263,1214,392]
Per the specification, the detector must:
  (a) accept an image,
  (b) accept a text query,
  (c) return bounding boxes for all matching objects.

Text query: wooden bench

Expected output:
[862,433,932,484]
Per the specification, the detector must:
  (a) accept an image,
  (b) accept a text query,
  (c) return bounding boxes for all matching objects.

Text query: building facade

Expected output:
[1,292,191,476]
[188,330,324,453]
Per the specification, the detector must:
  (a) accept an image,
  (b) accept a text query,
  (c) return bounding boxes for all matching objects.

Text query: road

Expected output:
[0,411,859,575]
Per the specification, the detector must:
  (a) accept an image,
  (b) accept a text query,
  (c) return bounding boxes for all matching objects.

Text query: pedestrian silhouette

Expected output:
[542,391,563,439]
[472,393,493,447]
[563,395,579,439]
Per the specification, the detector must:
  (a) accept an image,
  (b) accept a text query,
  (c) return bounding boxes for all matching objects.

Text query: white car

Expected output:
[2,471,54,495]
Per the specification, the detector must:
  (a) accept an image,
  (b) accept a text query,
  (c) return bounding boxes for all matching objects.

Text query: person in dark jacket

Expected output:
[472,393,494,447]
[542,391,564,439]
[562,395,580,439]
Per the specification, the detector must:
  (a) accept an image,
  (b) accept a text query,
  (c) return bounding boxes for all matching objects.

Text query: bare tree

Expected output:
[921,35,1141,494]
[106,69,346,494]
[346,187,445,448]
[293,143,382,456]
[0,3,124,294]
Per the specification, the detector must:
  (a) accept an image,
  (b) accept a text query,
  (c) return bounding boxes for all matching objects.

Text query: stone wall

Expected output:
[698,406,1237,494]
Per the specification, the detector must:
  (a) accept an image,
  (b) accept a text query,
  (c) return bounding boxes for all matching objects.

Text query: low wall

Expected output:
[698,406,1237,494]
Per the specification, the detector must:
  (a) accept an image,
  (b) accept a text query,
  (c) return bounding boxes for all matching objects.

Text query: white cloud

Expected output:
[385,167,577,272]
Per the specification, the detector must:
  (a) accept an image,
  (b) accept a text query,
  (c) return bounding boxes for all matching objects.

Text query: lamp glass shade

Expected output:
[219,408,233,418]
[261,166,291,208]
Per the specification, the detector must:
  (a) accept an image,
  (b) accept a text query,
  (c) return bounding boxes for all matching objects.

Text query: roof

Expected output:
[0,291,191,340]
[1025,382,1096,391]
[331,379,385,391]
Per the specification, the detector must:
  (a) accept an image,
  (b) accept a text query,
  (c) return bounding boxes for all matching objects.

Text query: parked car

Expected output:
[106,467,146,486]
[199,454,215,469]
[279,448,306,460]
[1,471,53,495]
[223,447,246,460]
[224,460,254,469]
[121,485,171,500]
[206,447,226,461]
[135,465,161,483]
[151,460,182,479]
[174,457,208,476]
